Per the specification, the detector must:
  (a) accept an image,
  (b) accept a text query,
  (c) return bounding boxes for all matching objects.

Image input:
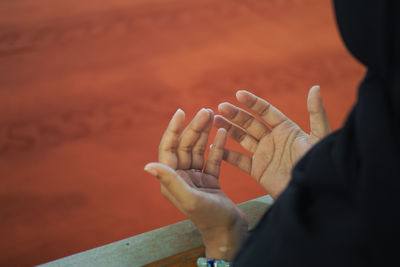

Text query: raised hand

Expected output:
[215,86,331,199]
[144,108,248,260]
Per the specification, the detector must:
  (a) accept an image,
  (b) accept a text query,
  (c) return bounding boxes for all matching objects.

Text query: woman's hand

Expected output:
[215,86,331,199]
[144,108,248,261]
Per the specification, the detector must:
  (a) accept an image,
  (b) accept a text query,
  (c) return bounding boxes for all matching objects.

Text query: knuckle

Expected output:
[207,158,220,166]
[192,146,206,155]
[258,103,271,118]
[242,116,254,129]
[160,176,171,188]
[236,130,247,142]
[178,144,192,153]
[231,108,240,120]
[234,153,242,165]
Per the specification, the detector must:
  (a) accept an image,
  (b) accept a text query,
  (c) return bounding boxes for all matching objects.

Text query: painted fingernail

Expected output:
[144,164,158,176]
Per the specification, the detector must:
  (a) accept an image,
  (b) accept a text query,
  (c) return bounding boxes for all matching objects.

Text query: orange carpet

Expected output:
[0,0,364,266]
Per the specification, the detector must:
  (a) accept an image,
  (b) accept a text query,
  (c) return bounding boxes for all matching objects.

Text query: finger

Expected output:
[158,109,186,169]
[144,162,192,203]
[204,128,227,177]
[214,115,258,153]
[236,90,289,128]
[307,85,331,142]
[218,102,271,140]
[177,108,211,169]
[160,184,180,209]
[191,109,214,170]
[222,148,252,174]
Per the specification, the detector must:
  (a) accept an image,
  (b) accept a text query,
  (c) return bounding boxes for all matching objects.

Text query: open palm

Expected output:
[215,86,331,199]
[145,108,247,260]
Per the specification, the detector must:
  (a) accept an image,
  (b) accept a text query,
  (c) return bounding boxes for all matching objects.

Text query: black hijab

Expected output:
[234,0,400,266]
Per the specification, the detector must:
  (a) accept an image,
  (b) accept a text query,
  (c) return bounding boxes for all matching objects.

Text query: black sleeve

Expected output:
[234,1,400,266]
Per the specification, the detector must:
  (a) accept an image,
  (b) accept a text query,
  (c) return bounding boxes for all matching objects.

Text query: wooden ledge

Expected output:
[39,195,274,267]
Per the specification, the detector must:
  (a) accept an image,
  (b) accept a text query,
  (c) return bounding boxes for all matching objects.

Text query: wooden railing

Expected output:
[39,195,274,267]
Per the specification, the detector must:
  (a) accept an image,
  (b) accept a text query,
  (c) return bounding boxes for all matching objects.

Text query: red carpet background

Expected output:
[0,0,364,266]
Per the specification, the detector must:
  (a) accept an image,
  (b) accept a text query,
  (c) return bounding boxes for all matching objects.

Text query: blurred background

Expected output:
[0,0,364,266]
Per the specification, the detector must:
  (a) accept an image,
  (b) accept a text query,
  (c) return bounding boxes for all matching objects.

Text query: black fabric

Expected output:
[234,1,400,266]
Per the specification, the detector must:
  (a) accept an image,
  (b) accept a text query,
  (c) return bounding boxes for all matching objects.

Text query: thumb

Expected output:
[307,85,331,143]
[144,162,191,202]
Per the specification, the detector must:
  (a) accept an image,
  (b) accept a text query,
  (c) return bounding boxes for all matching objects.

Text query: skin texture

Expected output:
[145,109,248,260]
[145,86,331,260]
[215,86,331,198]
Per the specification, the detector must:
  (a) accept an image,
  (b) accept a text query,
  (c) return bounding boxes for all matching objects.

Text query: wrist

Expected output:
[200,220,248,261]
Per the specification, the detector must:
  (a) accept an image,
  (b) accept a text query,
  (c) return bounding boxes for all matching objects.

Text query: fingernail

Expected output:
[172,108,185,120]
[173,108,183,117]
[236,90,245,97]
[144,164,158,176]
[196,108,209,118]
[218,127,227,133]
[218,103,228,110]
